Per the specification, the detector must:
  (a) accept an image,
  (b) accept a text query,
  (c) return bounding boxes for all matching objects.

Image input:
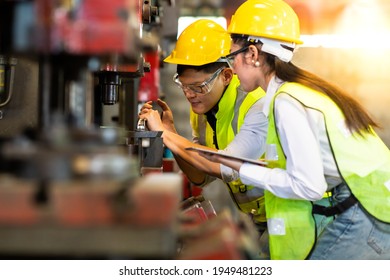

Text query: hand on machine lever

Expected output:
[138,98,177,133]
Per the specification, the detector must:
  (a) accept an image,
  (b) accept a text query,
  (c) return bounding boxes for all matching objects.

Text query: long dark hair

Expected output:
[231,35,379,136]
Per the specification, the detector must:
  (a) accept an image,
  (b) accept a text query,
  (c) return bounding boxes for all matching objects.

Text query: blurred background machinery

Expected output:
[0,0,260,260]
[0,0,184,259]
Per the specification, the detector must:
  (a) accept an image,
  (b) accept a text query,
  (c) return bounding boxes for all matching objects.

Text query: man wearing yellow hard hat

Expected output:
[139,19,269,258]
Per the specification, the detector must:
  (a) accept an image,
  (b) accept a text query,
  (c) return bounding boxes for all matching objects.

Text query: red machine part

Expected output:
[0,182,39,225]
[36,0,142,55]
[177,210,247,260]
[138,50,160,102]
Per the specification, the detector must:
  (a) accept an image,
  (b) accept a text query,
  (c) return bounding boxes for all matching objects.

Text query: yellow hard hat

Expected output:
[164,19,231,66]
[228,0,303,44]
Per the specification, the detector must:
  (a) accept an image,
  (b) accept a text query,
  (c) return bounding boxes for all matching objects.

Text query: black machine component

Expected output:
[0,0,177,260]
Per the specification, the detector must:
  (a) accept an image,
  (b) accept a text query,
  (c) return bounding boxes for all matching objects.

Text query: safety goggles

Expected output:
[222,46,249,68]
[173,67,225,95]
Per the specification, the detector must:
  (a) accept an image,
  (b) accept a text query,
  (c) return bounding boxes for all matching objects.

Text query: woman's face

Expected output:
[176,68,227,114]
[228,43,261,93]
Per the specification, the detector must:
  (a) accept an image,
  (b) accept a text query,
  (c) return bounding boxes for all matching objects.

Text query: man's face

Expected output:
[175,68,226,114]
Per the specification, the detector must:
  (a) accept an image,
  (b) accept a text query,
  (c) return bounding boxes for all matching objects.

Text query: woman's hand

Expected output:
[197,151,243,172]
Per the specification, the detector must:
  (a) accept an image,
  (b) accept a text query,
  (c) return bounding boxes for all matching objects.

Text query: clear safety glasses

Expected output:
[222,46,249,68]
[173,67,225,95]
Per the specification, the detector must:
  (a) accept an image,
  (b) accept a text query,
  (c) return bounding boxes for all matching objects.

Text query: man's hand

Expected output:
[138,99,177,133]
[156,99,176,133]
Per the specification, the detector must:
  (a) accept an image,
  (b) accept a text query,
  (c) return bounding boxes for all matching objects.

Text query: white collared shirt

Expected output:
[238,76,341,200]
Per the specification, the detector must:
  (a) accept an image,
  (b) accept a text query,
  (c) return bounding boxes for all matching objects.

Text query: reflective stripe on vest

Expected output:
[266,82,390,260]
[280,83,390,222]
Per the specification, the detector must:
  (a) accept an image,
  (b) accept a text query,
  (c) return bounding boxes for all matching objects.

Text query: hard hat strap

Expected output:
[248,36,296,63]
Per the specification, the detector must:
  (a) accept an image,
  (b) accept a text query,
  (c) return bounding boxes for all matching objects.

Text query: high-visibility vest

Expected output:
[265,82,390,260]
[190,75,267,222]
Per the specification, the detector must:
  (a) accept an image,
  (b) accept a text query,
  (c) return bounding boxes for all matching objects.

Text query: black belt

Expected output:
[312,193,358,217]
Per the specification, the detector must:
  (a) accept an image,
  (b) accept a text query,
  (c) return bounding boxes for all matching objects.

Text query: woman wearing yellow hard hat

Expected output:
[139,19,270,258]
[198,0,390,260]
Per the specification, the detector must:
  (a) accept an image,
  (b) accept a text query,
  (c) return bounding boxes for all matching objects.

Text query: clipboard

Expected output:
[185,146,268,166]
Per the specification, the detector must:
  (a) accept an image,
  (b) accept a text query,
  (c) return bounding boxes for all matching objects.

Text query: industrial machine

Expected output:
[0,0,181,259]
[0,0,261,260]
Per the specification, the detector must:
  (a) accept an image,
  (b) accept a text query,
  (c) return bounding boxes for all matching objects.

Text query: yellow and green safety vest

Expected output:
[190,75,267,222]
[266,82,390,259]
